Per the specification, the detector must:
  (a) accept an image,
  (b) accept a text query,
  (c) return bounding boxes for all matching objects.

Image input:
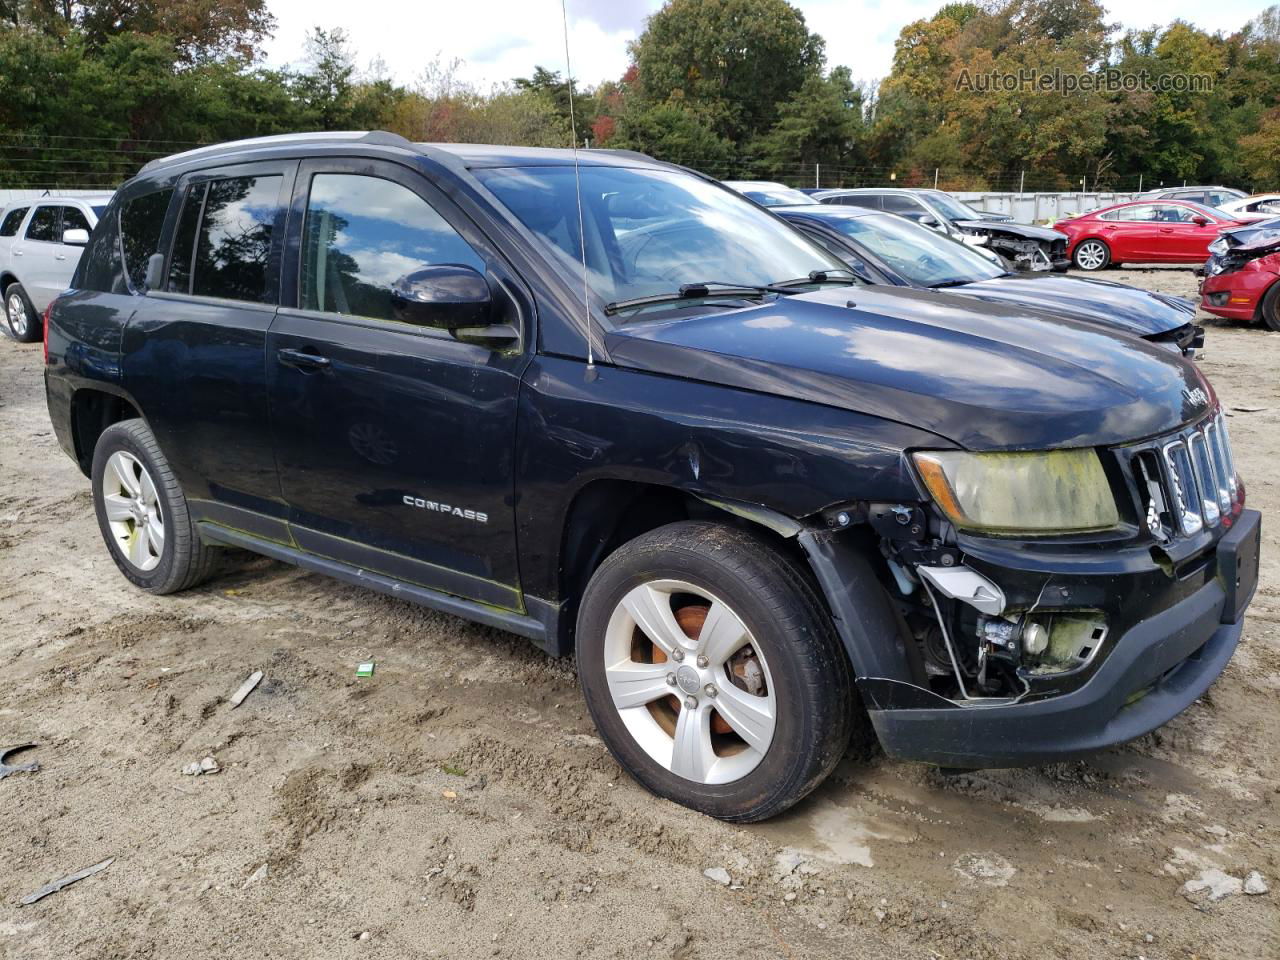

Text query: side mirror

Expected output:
[62,228,89,246]
[144,252,165,292]
[1192,216,1209,226]
[390,264,491,329]
[919,215,940,228]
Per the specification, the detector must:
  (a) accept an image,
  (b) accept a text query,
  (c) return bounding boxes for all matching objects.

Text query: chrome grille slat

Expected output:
[1142,412,1239,539]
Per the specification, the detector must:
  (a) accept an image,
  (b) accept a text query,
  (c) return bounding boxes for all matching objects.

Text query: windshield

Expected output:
[477,165,846,310]
[92,205,109,218]
[824,212,1006,286]
[743,187,817,207]
[923,191,985,222]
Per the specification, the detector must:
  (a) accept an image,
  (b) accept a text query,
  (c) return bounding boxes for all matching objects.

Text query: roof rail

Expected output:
[140,130,415,174]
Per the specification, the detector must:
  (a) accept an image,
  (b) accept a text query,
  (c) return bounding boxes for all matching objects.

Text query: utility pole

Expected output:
[815,163,820,189]
[1018,170,1025,196]
[1138,173,1143,193]
[934,168,939,189]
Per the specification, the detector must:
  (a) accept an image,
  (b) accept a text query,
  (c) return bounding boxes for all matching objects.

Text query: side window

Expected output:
[0,207,28,236]
[26,205,61,242]
[168,175,281,303]
[61,206,91,236]
[75,204,127,295]
[881,195,923,216]
[119,188,174,291]
[838,195,881,210]
[1153,204,1194,223]
[299,173,484,322]
[1116,204,1155,222]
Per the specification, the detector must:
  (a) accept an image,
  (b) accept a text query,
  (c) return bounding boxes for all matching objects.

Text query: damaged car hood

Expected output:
[605,285,1210,451]
[950,273,1194,337]
[952,220,1067,242]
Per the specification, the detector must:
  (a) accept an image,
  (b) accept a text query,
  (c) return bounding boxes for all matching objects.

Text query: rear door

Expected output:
[0,205,29,275]
[267,157,531,609]
[122,161,294,540]
[19,204,66,310]
[1105,204,1160,260]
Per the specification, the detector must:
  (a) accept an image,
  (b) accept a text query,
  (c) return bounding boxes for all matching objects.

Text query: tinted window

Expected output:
[169,175,281,303]
[26,205,60,241]
[300,173,484,321]
[881,195,925,216]
[836,195,881,209]
[119,188,173,291]
[61,206,91,236]
[76,206,127,294]
[0,207,28,236]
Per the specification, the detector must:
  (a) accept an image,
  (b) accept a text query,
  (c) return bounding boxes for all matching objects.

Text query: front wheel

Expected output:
[576,522,855,822]
[91,419,221,594]
[1260,281,1280,333]
[1073,238,1110,271]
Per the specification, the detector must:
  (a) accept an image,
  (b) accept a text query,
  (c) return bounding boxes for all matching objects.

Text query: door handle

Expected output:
[55,253,68,261]
[277,347,332,371]
[12,250,22,257]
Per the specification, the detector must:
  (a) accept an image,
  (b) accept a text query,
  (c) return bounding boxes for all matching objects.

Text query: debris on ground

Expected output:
[1243,871,1269,896]
[228,670,264,709]
[953,853,1017,887]
[243,863,269,888]
[703,867,731,886]
[356,661,375,678]
[182,756,220,776]
[1230,405,1268,413]
[0,743,39,780]
[1182,868,1242,903]
[19,858,115,906]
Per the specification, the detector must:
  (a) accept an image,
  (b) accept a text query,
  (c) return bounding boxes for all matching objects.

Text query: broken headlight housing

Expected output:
[913,449,1119,535]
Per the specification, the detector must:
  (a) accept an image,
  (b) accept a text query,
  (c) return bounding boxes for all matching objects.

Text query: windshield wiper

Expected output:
[604,280,799,316]
[772,270,858,288]
[928,278,973,289]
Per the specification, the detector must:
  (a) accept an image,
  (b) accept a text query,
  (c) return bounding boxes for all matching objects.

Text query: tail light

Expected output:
[42,299,53,364]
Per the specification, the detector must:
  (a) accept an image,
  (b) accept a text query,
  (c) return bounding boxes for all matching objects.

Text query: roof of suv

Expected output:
[2,194,114,208]
[141,131,666,175]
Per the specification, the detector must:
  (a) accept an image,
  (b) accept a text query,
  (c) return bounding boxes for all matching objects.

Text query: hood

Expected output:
[1216,216,1280,253]
[605,286,1211,451]
[954,273,1194,337]
[952,219,1067,242]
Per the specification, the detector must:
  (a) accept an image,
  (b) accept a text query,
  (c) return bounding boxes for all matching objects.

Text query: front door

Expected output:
[267,158,531,610]
[19,203,66,311]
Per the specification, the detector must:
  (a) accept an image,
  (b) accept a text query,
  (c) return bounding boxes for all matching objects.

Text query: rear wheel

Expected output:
[576,521,855,822]
[4,283,37,342]
[91,419,221,594]
[1073,238,1110,271]
[1261,281,1280,332]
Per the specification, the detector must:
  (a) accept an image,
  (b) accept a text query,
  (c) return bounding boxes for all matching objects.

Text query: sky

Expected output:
[261,0,1270,92]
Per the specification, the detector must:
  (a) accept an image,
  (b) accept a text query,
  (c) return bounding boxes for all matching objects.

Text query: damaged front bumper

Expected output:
[858,508,1260,768]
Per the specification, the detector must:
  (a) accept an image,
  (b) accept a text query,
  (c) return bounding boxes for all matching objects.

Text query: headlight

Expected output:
[1207,237,1228,255]
[913,449,1119,535]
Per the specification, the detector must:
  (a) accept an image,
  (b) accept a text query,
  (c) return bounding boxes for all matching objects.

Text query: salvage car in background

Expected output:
[1217,193,1280,221]
[720,180,817,207]
[776,204,1203,354]
[0,194,112,341]
[816,187,1069,271]
[1057,200,1249,271]
[1200,217,1280,331]
[1139,185,1246,208]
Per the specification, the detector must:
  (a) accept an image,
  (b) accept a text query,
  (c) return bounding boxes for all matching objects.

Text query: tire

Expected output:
[1073,238,1110,271]
[4,282,38,342]
[576,521,855,822]
[1261,281,1280,333]
[91,419,221,595]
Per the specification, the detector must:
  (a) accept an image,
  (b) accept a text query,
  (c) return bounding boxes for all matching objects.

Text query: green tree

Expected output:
[629,0,824,144]
[611,102,734,173]
[750,68,865,180]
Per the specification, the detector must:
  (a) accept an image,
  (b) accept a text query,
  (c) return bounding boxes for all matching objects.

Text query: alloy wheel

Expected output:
[101,450,165,572]
[1076,241,1107,270]
[602,579,776,785]
[6,293,28,338]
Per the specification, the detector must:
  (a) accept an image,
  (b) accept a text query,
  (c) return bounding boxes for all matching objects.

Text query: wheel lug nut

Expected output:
[683,696,697,709]
[666,673,676,686]
[671,649,684,662]
[704,684,717,698]
[696,655,708,668]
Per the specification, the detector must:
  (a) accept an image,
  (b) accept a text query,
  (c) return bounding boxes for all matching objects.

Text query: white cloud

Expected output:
[261,0,1271,92]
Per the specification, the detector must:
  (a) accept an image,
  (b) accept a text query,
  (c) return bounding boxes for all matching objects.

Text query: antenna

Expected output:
[560,0,597,378]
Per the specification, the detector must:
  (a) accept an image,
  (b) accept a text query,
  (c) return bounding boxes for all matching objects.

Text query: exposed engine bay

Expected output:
[952,219,1070,272]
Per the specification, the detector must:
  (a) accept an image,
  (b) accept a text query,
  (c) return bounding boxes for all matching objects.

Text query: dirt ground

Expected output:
[2,266,1278,960]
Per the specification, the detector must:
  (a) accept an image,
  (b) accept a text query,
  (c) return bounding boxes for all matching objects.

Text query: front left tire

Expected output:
[91,419,221,594]
[576,521,855,822]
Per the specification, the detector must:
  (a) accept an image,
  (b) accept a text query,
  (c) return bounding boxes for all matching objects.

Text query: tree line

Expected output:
[0,0,1275,191]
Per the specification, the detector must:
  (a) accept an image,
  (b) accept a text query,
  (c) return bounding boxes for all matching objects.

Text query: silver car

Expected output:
[0,194,113,341]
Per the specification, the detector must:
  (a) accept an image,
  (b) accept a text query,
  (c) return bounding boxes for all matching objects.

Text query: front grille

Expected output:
[1130,413,1241,540]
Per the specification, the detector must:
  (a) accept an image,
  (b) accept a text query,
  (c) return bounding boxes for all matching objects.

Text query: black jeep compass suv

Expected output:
[44,132,1260,821]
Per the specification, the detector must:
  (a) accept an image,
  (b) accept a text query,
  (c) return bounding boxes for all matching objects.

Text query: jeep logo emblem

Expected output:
[675,665,701,695]
[1182,387,1209,410]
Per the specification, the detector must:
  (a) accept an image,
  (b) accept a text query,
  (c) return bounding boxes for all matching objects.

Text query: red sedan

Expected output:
[1057,200,1249,271]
